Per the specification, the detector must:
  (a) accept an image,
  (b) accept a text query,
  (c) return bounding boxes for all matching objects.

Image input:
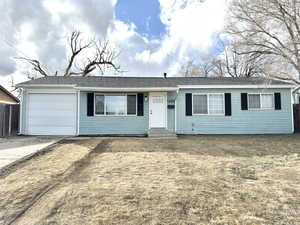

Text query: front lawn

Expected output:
[0,135,299,225]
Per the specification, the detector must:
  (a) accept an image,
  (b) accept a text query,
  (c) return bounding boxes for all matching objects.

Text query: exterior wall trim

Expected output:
[17,84,76,88]
[26,88,77,94]
[178,85,294,89]
[75,87,178,92]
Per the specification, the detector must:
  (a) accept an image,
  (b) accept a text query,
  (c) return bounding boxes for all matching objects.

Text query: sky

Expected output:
[0,0,228,91]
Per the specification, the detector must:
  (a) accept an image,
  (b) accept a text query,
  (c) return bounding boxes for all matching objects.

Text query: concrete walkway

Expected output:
[0,136,61,169]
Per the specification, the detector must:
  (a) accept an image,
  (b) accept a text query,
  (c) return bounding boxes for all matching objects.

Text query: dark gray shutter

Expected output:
[241,93,248,110]
[225,93,232,116]
[185,93,192,116]
[87,93,94,116]
[127,95,137,115]
[137,93,144,116]
[274,93,281,110]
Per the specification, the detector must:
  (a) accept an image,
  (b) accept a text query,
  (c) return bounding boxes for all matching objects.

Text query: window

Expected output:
[261,94,273,109]
[209,94,224,114]
[193,93,224,115]
[248,93,273,110]
[248,94,260,109]
[193,94,208,114]
[106,95,126,115]
[94,94,137,116]
[95,95,104,115]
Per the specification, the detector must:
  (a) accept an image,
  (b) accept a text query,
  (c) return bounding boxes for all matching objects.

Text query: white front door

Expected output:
[149,92,167,128]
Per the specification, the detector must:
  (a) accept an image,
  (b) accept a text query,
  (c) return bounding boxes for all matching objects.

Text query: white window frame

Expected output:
[248,93,274,110]
[94,93,137,116]
[192,93,225,116]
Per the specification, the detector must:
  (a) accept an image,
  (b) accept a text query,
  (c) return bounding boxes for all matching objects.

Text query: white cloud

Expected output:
[0,0,115,90]
[156,0,227,64]
[109,0,228,76]
[0,0,228,91]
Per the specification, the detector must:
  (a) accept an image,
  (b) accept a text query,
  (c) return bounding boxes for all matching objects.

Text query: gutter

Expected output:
[74,87,179,92]
[16,84,295,90]
[177,85,295,89]
[16,84,77,88]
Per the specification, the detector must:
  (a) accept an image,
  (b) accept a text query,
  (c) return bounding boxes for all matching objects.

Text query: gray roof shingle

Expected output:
[17,76,293,88]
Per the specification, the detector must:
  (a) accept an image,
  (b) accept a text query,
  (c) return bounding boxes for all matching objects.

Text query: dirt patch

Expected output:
[108,134,300,157]
[1,135,300,225]
[0,138,102,225]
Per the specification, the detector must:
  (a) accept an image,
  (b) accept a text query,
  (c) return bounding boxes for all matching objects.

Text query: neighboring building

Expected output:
[0,85,19,104]
[16,76,294,136]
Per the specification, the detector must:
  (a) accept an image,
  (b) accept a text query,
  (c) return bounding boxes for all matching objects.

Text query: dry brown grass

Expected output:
[0,135,300,225]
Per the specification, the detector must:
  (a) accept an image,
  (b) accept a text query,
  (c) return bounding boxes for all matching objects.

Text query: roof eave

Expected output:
[74,87,179,92]
[16,84,77,88]
[178,85,295,89]
[0,85,19,103]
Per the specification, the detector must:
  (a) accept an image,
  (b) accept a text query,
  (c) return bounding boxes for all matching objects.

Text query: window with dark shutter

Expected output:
[87,93,94,116]
[225,93,232,116]
[185,93,192,116]
[241,93,248,110]
[137,93,144,116]
[274,93,281,110]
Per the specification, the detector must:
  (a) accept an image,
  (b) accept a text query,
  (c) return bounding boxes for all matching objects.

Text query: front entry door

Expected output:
[149,92,167,128]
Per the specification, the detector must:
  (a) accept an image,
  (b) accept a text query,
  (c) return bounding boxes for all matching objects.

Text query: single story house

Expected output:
[16,76,294,136]
[0,85,19,104]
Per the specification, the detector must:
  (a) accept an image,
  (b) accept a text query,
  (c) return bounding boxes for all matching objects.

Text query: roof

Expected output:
[16,76,293,88]
[0,85,19,104]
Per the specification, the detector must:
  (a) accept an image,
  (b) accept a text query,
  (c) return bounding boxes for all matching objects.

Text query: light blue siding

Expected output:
[79,92,149,135]
[22,88,293,135]
[79,88,293,135]
[176,88,293,134]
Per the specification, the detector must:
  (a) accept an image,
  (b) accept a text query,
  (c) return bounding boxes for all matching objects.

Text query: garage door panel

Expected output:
[28,110,75,117]
[27,93,77,135]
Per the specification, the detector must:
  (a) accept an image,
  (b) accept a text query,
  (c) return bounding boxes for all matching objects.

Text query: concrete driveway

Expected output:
[0,136,61,169]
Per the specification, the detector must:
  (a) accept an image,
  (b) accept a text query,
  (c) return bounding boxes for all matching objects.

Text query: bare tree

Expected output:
[227,0,300,85]
[178,42,265,78]
[179,55,217,77]
[219,43,266,78]
[17,31,120,78]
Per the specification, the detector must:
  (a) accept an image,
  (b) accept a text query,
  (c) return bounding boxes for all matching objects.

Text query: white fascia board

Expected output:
[74,87,179,92]
[26,88,77,94]
[178,85,294,89]
[17,84,76,88]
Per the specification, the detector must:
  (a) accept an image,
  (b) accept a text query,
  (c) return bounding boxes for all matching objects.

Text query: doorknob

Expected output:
[150,110,152,114]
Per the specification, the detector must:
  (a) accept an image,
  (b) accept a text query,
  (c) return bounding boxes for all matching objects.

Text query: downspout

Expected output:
[77,90,80,136]
[175,88,179,133]
[292,86,300,103]
[18,88,23,135]
[291,88,295,133]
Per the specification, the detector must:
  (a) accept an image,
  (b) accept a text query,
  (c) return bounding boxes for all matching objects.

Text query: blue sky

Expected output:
[115,0,165,38]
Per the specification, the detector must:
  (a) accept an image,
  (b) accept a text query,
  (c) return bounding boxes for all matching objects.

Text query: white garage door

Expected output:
[27,93,77,135]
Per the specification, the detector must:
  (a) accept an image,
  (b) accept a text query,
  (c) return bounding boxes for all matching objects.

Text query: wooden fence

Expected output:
[0,104,19,137]
[294,104,300,133]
